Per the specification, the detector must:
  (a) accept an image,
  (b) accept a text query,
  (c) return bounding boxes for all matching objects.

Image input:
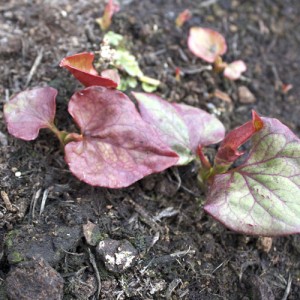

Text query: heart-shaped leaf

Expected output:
[188,27,227,63]
[204,117,300,236]
[133,92,225,165]
[64,87,178,188]
[59,52,118,88]
[172,103,225,152]
[4,87,57,141]
[224,60,247,80]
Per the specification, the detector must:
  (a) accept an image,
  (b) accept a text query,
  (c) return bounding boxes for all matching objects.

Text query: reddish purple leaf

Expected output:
[172,103,225,152]
[4,87,57,141]
[215,110,263,167]
[64,87,178,188]
[175,9,192,27]
[101,69,120,86]
[59,52,118,88]
[205,117,300,236]
[133,92,225,165]
[97,0,120,31]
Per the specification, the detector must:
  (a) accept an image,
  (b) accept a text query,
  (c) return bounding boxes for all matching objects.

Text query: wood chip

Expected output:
[213,89,232,103]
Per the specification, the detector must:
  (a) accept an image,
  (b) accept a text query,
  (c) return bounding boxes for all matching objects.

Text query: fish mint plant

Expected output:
[132,93,300,236]
[4,53,300,236]
[4,86,179,188]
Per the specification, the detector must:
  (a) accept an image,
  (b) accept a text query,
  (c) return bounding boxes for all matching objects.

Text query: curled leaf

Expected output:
[65,87,178,188]
[215,110,263,168]
[173,103,225,151]
[59,52,118,88]
[224,60,247,80]
[175,9,192,27]
[205,117,300,236]
[101,69,121,86]
[188,27,227,63]
[96,0,120,31]
[133,92,225,165]
[4,87,57,141]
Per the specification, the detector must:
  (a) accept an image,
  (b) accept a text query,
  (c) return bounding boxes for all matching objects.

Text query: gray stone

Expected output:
[96,238,138,273]
[6,258,64,300]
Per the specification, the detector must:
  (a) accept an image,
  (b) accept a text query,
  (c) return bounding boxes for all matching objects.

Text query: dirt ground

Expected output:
[0,0,300,299]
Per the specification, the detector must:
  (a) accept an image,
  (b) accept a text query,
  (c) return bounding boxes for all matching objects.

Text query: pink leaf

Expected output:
[205,117,300,236]
[215,110,264,167]
[175,9,192,27]
[172,103,225,151]
[188,27,227,63]
[133,92,225,165]
[59,52,118,88]
[224,60,247,80]
[101,69,121,86]
[64,87,178,188]
[98,0,120,31]
[4,87,57,141]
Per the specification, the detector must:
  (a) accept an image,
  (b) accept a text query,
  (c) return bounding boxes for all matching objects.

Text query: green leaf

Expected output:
[118,77,138,91]
[103,31,124,47]
[115,49,143,77]
[205,117,300,236]
[141,82,158,93]
[133,93,195,165]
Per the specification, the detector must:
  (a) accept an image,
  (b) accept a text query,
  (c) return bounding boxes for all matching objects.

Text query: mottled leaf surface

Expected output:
[133,93,193,165]
[59,52,118,88]
[65,87,178,188]
[205,117,300,236]
[4,87,57,140]
[133,92,225,165]
[173,103,225,152]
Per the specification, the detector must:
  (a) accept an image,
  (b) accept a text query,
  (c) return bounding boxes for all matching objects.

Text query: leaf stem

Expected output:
[48,123,69,147]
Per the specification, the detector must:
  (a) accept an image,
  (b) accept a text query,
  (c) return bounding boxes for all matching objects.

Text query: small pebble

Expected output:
[97,238,138,273]
[238,86,256,104]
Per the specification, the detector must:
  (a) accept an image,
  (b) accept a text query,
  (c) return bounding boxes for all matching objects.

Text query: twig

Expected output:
[88,248,101,299]
[127,197,162,231]
[199,0,219,7]
[39,188,50,216]
[1,191,17,212]
[281,274,292,300]
[211,257,231,274]
[152,247,195,265]
[181,65,212,75]
[154,207,179,222]
[170,168,181,191]
[166,278,182,299]
[147,231,160,252]
[29,188,42,220]
[25,47,44,87]
[170,247,196,258]
[5,89,9,103]
[61,266,88,278]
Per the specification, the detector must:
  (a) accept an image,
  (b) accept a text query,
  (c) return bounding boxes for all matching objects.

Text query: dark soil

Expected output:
[1,0,300,299]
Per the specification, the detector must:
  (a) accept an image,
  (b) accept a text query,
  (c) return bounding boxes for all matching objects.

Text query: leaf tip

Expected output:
[252,110,264,131]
